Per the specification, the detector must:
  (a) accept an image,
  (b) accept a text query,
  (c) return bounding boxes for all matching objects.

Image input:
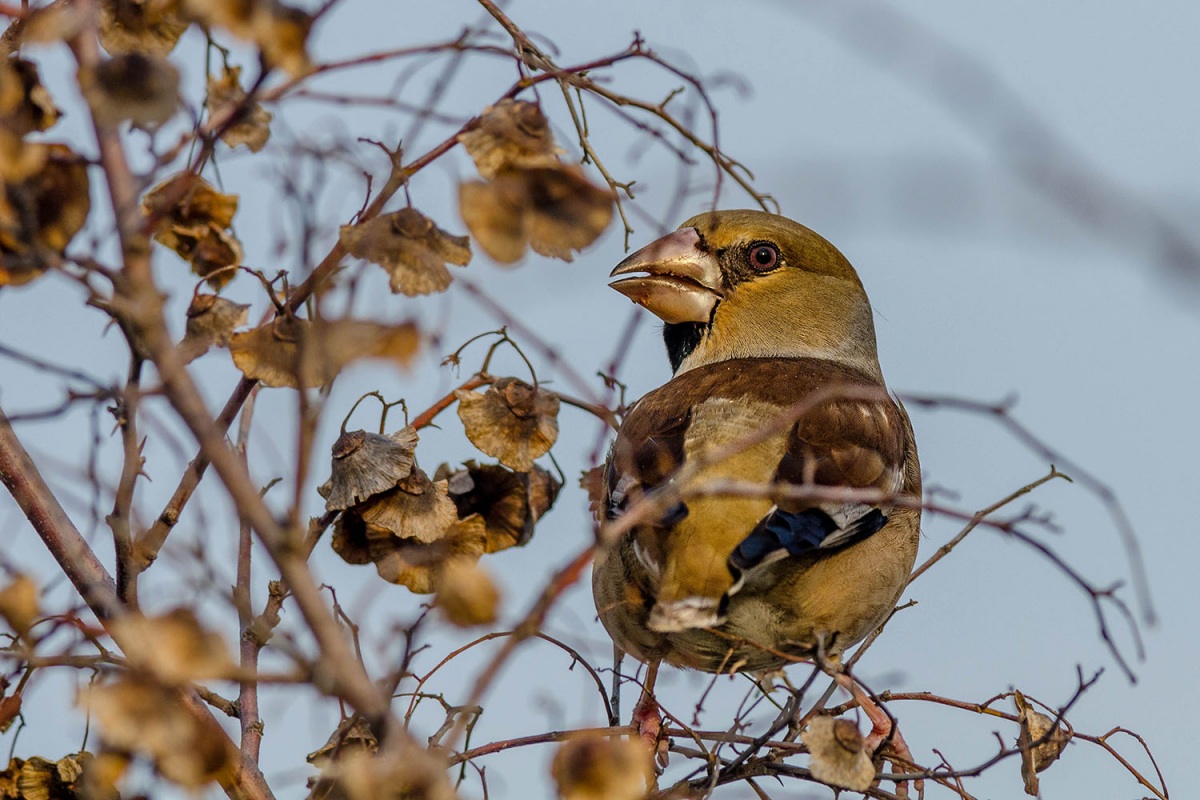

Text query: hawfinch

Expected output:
[593,210,921,767]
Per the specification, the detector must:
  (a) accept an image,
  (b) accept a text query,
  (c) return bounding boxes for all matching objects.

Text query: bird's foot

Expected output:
[865,717,923,799]
[631,691,669,770]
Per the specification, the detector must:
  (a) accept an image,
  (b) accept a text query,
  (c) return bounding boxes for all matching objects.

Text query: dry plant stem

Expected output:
[411,375,491,430]
[477,0,770,212]
[110,357,144,608]
[904,393,1151,622]
[68,9,412,756]
[136,377,256,569]
[449,726,635,766]
[0,407,122,621]
[406,631,614,725]
[235,387,264,760]
[907,465,1068,585]
[0,407,275,800]
[876,691,1167,799]
[448,545,596,750]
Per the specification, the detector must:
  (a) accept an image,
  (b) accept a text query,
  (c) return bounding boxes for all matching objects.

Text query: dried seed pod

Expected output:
[99,0,190,56]
[456,378,559,471]
[110,608,236,686]
[184,0,312,76]
[1015,691,1071,795]
[8,3,88,45]
[141,173,242,286]
[459,164,613,264]
[435,559,500,627]
[357,469,458,544]
[437,460,562,552]
[5,753,110,800]
[82,677,237,788]
[305,749,456,800]
[179,293,249,362]
[0,694,20,734]
[551,734,652,800]
[318,427,419,512]
[801,717,875,791]
[332,512,487,594]
[458,99,560,179]
[0,57,60,136]
[340,208,471,296]
[80,53,180,127]
[205,65,272,152]
[228,317,419,388]
[0,143,91,286]
[0,573,39,636]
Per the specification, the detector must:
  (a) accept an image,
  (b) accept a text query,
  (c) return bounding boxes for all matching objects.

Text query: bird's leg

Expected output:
[631,660,669,769]
[835,672,923,798]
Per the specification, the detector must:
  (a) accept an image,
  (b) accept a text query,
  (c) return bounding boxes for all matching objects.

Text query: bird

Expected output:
[592,209,922,779]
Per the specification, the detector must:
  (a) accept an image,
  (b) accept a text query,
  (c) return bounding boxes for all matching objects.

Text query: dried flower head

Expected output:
[205,65,272,152]
[8,4,88,45]
[356,469,458,544]
[438,460,562,552]
[306,749,456,800]
[435,559,500,627]
[801,717,875,791]
[109,608,236,686]
[0,144,90,287]
[82,677,236,788]
[184,0,312,76]
[318,427,419,511]
[459,165,613,264]
[142,173,242,286]
[229,317,420,388]
[340,208,471,296]
[99,0,190,55]
[333,511,487,594]
[458,99,560,179]
[81,53,181,127]
[0,574,40,637]
[179,292,250,362]
[0,58,60,136]
[456,378,559,471]
[551,734,652,800]
[1014,691,1071,796]
[0,753,111,800]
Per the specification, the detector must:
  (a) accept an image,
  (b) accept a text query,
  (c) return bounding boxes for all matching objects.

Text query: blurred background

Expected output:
[1,0,1196,796]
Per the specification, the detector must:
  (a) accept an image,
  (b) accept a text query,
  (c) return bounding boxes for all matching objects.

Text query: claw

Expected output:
[631,661,669,771]
[836,672,924,798]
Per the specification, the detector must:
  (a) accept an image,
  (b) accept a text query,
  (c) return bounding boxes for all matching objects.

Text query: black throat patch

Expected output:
[662,321,708,372]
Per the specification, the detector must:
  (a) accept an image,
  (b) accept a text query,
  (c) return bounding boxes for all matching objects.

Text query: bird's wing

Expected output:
[728,380,907,576]
[603,358,910,603]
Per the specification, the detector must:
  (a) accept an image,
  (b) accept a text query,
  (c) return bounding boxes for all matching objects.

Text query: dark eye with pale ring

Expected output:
[748,243,779,271]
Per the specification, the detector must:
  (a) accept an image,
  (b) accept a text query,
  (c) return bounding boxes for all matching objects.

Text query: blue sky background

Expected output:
[1,1,1196,797]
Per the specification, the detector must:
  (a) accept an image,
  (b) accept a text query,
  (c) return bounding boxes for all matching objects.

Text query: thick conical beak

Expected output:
[608,227,722,324]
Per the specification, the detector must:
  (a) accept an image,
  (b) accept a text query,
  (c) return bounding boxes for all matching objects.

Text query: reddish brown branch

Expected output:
[0,407,122,621]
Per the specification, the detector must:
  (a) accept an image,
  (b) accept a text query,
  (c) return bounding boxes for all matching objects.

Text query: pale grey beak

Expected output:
[609,227,722,324]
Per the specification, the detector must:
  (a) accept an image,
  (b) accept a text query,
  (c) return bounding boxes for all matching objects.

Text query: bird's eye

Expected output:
[748,243,779,271]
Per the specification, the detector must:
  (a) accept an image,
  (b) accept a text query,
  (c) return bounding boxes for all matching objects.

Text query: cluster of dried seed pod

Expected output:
[320,391,563,624]
[0,58,89,288]
[458,99,614,264]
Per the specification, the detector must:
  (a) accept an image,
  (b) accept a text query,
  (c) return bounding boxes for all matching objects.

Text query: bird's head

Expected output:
[610,210,881,378]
